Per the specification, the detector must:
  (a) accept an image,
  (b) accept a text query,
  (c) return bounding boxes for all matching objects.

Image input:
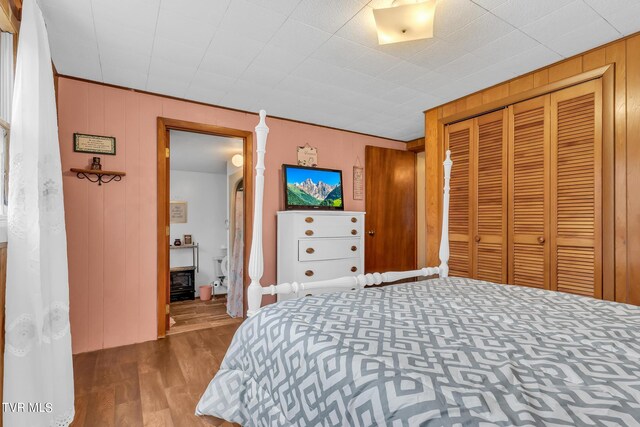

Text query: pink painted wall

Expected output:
[57,77,406,354]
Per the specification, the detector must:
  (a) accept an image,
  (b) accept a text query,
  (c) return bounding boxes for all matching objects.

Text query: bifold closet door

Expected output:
[550,80,602,298]
[473,110,507,283]
[508,96,550,290]
[445,119,473,277]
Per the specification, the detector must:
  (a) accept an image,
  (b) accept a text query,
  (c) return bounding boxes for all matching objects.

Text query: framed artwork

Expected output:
[353,166,364,200]
[170,201,188,223]
[297,143,318,167]
[184,234,193,245]
[73,133,116,155]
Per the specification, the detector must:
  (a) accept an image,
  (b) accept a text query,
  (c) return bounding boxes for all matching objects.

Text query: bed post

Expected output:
[438,150,452,278]
[247,110,269,317]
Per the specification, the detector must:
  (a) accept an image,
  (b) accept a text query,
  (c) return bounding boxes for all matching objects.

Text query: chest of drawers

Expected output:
[277,211,365,301]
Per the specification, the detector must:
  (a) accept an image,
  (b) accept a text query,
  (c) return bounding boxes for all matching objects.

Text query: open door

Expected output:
[365,146,417,273]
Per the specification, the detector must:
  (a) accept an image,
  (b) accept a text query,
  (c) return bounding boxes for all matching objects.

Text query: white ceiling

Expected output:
[169,130,243,174]
[41,0,639,141]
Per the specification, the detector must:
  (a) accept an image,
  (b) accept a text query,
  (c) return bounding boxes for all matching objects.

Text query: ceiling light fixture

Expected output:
[231,154,244,167]
[373,0,437,45]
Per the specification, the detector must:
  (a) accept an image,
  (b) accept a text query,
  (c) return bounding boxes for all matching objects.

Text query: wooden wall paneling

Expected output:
[533,70,550,88]
[601,64,616,301]
[548,57,583,83]
[627,35,640,306]
[509,75,534,96]
[550,80,602,298]
[482,84,509,105]
[583,48,607,72]
[425,109,441,266]
[445,119,473,277]
[473,109,508,283]
[508,96,550,290]
[606,41,628,303]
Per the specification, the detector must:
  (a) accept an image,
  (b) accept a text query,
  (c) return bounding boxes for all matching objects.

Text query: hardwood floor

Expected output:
[70,323,242,427]
[169,296,242,336]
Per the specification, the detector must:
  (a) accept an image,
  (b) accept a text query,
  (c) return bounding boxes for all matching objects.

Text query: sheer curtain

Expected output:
[3,0,75,425]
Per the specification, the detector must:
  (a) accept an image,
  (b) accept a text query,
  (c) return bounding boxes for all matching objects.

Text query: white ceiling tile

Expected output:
[469,0,508,9]
[545,19,621,58]
[471,30,539,63]
[147,56,198,92]
[378,61,429,85]
[291,0,366,33]
[151,37,206,69]
[48,30,102,81]
[403,71,452,94]
[311,36,366,68]
[442,12,514,51]
[409,39,468,70]
[246,0,303,15]
[91,0,160,32]
[344,48,399,77]
[521,1,603,47]
[99,45,150,75]
[583,0,640,36]
[490,0,574,28]
[334,6,379,48]
[160,0,230,23]
[146,73,191,98]
[218,0,288,42]
[428,77,479,100]
[207,29,266,63]
[101,66,148,91]
[269,19,332,56]
[433,0,487,38]
[155,8,218,50]
[40,0,95,40]
[199,51,251,79]
[377,85,421,104]
[378,37,435,60]
[433,53,492,79]
[252,45,307,74]
[457,62,516,91]
[500,44,562,75]
[239,63,288,88]
[190,69,237,94]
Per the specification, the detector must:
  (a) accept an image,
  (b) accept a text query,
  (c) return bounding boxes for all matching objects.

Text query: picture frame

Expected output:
[297,143,318,167]
[184,234,192,245]
[353,166,364,200]
[170,201,188,223]
[73,133,116,155]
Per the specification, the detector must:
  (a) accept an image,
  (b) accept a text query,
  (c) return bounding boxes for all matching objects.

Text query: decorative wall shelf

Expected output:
[70,168,126,186]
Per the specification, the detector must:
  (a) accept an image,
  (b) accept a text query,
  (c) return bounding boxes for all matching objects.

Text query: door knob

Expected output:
[474,235,481,243]
[368,230,375,236]
[538,236,545,244]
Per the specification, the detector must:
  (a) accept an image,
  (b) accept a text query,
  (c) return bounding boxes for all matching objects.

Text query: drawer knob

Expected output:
[306,247,315,254]
[305,217,314,223]
[351,246,357,251]
[305,230,314,236]
[351,217,357,223]
[305,270,314,277]
[351,266,357,272]
[351,229,357,235]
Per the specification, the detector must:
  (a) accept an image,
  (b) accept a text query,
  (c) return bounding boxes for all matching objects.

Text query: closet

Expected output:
[446,79,602,298]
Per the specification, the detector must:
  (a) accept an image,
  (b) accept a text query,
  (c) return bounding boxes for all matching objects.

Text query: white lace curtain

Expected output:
[3,0,75,425]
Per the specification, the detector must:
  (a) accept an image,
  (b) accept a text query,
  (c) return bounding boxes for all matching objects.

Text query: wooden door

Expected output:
[365,146,416,273]
[445,119,473,277]
[550,80,602,298]
[473,110,508,283]
[508,96,551,290]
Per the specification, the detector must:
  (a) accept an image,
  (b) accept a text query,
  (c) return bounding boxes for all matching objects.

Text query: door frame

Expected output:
[157,118,253,338]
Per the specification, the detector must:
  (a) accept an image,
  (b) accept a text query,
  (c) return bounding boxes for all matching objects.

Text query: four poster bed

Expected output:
[196,111,640,426]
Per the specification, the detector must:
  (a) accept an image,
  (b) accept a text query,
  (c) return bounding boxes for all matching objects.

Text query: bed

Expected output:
[196,111,640,426]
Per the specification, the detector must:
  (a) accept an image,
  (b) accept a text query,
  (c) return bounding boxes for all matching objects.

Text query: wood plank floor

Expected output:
[169,297,242,336]
[70,323,242,427]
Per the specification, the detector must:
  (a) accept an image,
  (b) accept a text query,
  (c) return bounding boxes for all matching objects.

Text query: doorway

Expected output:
[157,119,253,338]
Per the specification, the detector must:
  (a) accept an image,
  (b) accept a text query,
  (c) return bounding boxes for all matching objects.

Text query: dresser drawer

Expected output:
[298,238,361,261]
[295,258,362,283]
[295,214,363,238]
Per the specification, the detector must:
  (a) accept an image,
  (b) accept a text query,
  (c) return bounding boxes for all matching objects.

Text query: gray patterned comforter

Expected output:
[196,277,640,426]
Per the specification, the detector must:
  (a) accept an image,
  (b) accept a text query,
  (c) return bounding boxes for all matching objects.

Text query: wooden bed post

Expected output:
[438,150,452,278]
[246,110,269,317]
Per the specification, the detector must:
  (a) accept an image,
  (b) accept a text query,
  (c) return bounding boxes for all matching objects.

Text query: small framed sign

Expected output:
[297,143,318,167]
[74,133,116,155]
[353,166,364,200]
[170,201,188,224]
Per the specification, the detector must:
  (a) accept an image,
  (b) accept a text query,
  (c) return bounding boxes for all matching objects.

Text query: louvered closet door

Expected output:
[445,119,473,277]
[550,80,602,298]
[473,110,507,283]
[508,96,550,290]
